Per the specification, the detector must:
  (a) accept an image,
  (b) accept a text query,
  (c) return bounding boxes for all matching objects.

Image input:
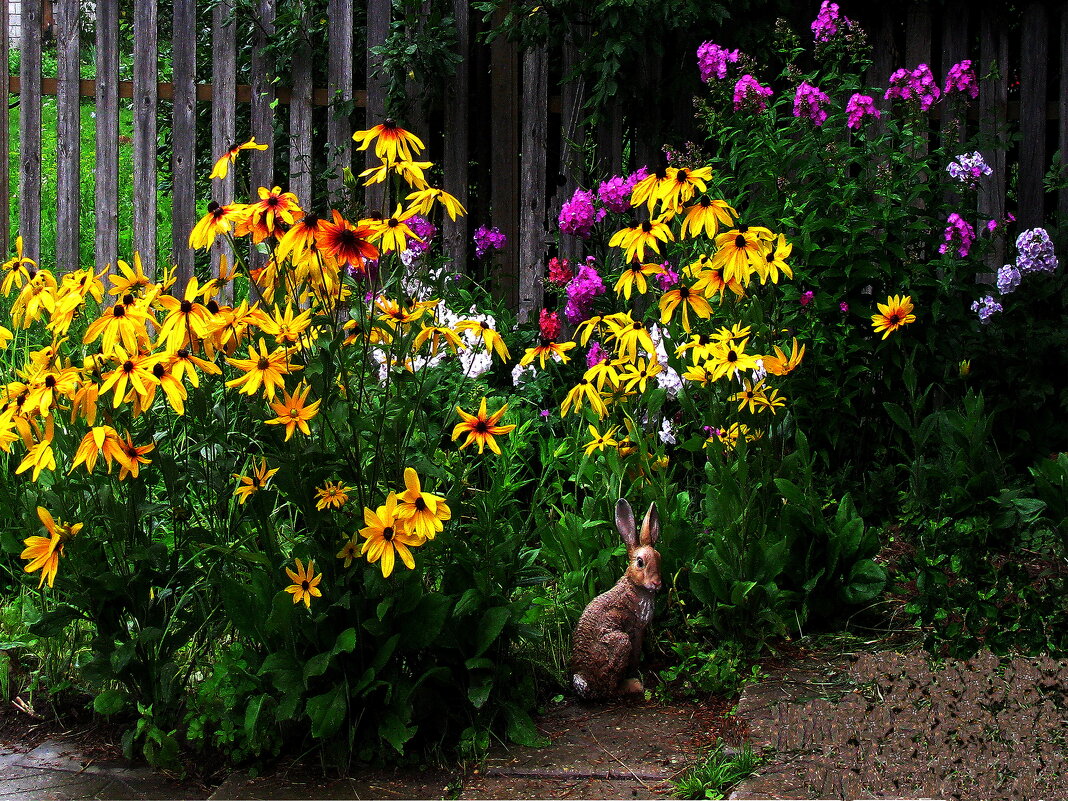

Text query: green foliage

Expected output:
[672,741,767,800]
[656,639,760,699]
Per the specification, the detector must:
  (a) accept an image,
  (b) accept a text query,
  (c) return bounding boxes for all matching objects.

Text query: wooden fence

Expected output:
[2,0,1067,321]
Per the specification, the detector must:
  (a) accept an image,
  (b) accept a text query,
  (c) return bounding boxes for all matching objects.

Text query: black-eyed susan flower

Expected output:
[242,186,303,243]
[83,299,152,357]
[763,337,805,376]
[98,347,160,409]
[284,558,322,608]
[452,398,517,454]
[336,537,360,569]
[147,359,189,415]
[583,357,620,390]
[169,348,222,389]
[360,493,426,578]
[11,270,58,328]
[629,166,670,212]
[209,137,268,180]
[372,206,422,254]
[266,381,321,441]
[706,338,760,382]
[755,387,786,414]
[1,236,36,297]
[413,324,465,357]
[396,467,450,540]
[24,363,79,418]
[520,340,576,369]
[0,326,12,349]
[657,166,713,213]
[16,440,56,482]
[108,431,155,480]
[619,357,663,394]
[189,202,249,250]
[352,119,425,163]
[559,377,609,419]
[108,254,152,298]
[21,507,81,588]
[609,218,674,263]
[730,378,768,414]
[762,234,793,284]
[70,425,119,474]
[275,213,324,265]
[583,424,619,456]
[604,313,656,363]
[712,225,774,285]
[225,338,301,401]
[315,480,351,510]
[613,261,664,300]
[404,187,467,220]
[871,295,916,339]
[359,159,432,189]
[315,210,379,272]
[658,283,713,332]
[679,197,737,239]
[259,304,313,348]
[154,277,214,353]
[232,457,279,505]
[453,320,510,362]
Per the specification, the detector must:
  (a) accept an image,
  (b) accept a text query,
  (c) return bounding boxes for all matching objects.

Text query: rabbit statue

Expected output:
[571,498,661,699]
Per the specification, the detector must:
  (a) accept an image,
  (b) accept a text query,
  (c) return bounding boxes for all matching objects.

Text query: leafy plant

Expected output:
[673,741,766,800]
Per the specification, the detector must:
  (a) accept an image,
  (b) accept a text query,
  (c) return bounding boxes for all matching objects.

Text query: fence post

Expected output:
[489,9,519,307]
[556,37,585,266]
[250,0,276,275]
[54,0,79,275]
[172,0,197,286]
[133,0,159,278]
[95,0,119,273]
[290,33,314,210]
[18,0,41,262]
[940,0,969,145]
[365,0,389,214]
[1059,6,1068,223]
[326,0,353,203]
[517,44,547,325]
[978,7,1008,269]
[211,0,237,285]
[442,0,470,273]
[1018,2,1048,230]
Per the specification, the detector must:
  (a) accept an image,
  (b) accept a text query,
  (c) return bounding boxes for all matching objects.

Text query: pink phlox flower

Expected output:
[845,93,880,129]
[793,81,831,126]
[944,60,979,99]
[697,41,740,83]
[733,74,774,112]
[939,213,976,258]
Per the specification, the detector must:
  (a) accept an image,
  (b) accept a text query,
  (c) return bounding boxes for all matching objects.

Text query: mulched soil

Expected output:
[732,646,1068,800]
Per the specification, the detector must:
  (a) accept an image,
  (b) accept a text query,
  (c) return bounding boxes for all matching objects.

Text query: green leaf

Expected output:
[467,674,493,709]
[29,606,82,638]
[474,607,511,657]
[504,703,549,747]
[774,478,807,508]
[403,594,451,650]
[244,694,270,745]
[379,710,417,754]
[882,402,911,434]
[841,559,887,605]
[306,684,347,739]
[93,688,126,716]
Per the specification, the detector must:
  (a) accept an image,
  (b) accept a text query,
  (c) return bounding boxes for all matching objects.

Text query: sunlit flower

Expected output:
[560,376,610,419]
[712,226,773,285]
[373,205,423,254]
[705,338,760,381]
[315,480,351,510]
[608,218,674,263]
[154,277,214,353]
[360,159,432,189]
[679,197,737,239]
[352,119,425,163]
[266,381,321,441]
[413,324,465,356]
[762,234,794,284]
[360,492,426,578]
[16,440,57,482]
[315,210,379,272]
[613,261,664,300]
[108,254,152,298]
[396,467,451,540]
[259,304,313,348]
[275,213,325,265]
[871,295,916,339]
[657,166,713,213]
[232,457,279,505]
[453,320,510,362]
[21,507,81,588]
[618,357,664,394]
[583,424,619,456]
[70,425,120,473]
[284,558,322,608]
[1,236,37,296]
[629,166,671,212]
[658,283,713,332]
[169,347,223,389]
[225,337,301,401]
[452,397,516,454]
[336,537,360,568]
[763,337,805,376]
[109,431,156,480]
[404,187,467,220]
[604,313,657,363]
[520,339,576,369]
[209,137,268,180]
[82,298,152,357]
[730,378,768,413]
[188,202,249,250]
[98,347,160,408]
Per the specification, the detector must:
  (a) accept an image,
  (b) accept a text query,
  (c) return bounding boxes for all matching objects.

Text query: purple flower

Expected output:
[656,263,679,290]
[586,341,609,368]
[559,187,606,239]
[404,214,436,256]
[885,64,941,111]
[598,168,646,214]
[793,81,831,126]
[845,93,880,129]
[839,301,849,313]
[733,74,774,112]
[986,219,998,233]
[939,213,975,258]
[971,295,1002,323]
[539,409,551,419]
[944,60,979,99]
[996,263,1021,295]
[946,152,991,187]
[564,257,606,323]
[697,41,740,83]
[1015,228,1059,275]
[811,1,852,43]
[474,225,506,259]
[800,290,815,307]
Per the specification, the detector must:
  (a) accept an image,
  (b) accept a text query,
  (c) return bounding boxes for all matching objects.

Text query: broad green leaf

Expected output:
[306,684,347,739]
[474,607,511,657]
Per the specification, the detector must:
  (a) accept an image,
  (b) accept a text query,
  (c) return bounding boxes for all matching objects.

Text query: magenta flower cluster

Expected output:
[473,225,506,259]
[944,60,979,99]
[733,74,774,112]
[885,64,942,111]
[405,215,436,255]
[811,1,851,43]
[845,93,880,129]
[586,341,609,368]
[656,263,679,291]
[939,213,976,258]
[793,81,831,126]
[696,41,739,83]
[564,257,606,323]
[598,168,647,214]
[559,187,606,239]
[539,309,561,341]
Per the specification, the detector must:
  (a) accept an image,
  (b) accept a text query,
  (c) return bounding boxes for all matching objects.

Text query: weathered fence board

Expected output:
[211,0,237,282]
[1060,7,1068,221]
[172,0,197,285]
[490,8,519,306]
[289,36,314,209]
[0,0,7,256]
[326,0,353,202]
[556,37,585,266]
[1019,2,1048,229]
[18,0,41,263]
[55,0,79,275]
[365,0,390,214]
[250,0,276,273]
[978,7,1008,269]
[94,0,119,272]
[133,0,158,277]
[518,45,547,325]
[442,0,470,273]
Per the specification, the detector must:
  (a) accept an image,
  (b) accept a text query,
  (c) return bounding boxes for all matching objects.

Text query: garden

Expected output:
[1,0,1067,798]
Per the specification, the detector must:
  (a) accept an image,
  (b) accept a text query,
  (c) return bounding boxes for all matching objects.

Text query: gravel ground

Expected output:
[732,647,1068,800]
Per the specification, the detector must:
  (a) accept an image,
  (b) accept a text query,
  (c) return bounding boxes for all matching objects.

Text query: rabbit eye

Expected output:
[636,557,644,568]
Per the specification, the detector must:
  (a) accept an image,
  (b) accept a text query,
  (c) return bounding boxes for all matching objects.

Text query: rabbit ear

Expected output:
[640,503,660,546]
[615,499,639,551]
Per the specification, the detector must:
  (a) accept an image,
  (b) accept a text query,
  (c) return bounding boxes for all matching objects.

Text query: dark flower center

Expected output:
[113,304,126,318]
[387,218,400,228]
[382,527,394,541]
[737,225,749,233]
[45,375,57,388]
[152,364,165,378]
[415,498,427,511]
[301,580,310,590]
[207,300,220,314]
[180,299,193,313]
[266,195,279,207]
[641,222,653,233]
[888,313,902,324]
[123,360,135,373]
[257,357,270,370]
[735,235,747,249]
[480,321,489,330]
[679,286,691,299]
[177,348,190,358]
[474,420,490,433]
[700,197,712,207]
[727,350,738,363]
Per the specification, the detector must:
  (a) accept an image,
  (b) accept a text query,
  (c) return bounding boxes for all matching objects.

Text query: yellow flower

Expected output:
[520,340,576,369]
[730,378,768,414]
[583,424,619,456]
[188,202,249,250]
[705,338,759,382]
[658,284,713,332]
[618,357,663,394]
[560,377,609,419]
[259,304,313,348]
[404,187,467,220]
[871,295,916,339]
[284,558,322,608]
[712,226,774,286]
[0,325,12,349]
[16,440,57,482]
[761,234,793,284]
[336,538,360,569]
[763,337,805,376]
[109,431,155,480]
[679,197,737,239]
[360,492,426,578]
[225,338,301,401]
[232,457,279,505]
[372,205,422,254]
[209,137,268,180]
[657,166,713,213]
[453,320,510,362]
[1,236,37,296]
[82,298,153,358]
[395,467,451,540]
[70,426,120,474]
[603,313,656,363]
[352,119,425,163]
[98,347,160,409]
[108,254,152,298]
[315,480,351,510]
[613,261,664,300]
[266,381,321,441]
[452,398,517,455]
[608,218,674,263]
[21,507,81,589]
[153,276,214,353]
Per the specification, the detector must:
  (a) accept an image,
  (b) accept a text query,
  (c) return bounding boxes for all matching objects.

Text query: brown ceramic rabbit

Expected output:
[571,498,662,699]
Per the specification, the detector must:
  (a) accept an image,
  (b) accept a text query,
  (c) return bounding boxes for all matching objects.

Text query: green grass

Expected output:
[672,742,767,800]
[7,98,174,270]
